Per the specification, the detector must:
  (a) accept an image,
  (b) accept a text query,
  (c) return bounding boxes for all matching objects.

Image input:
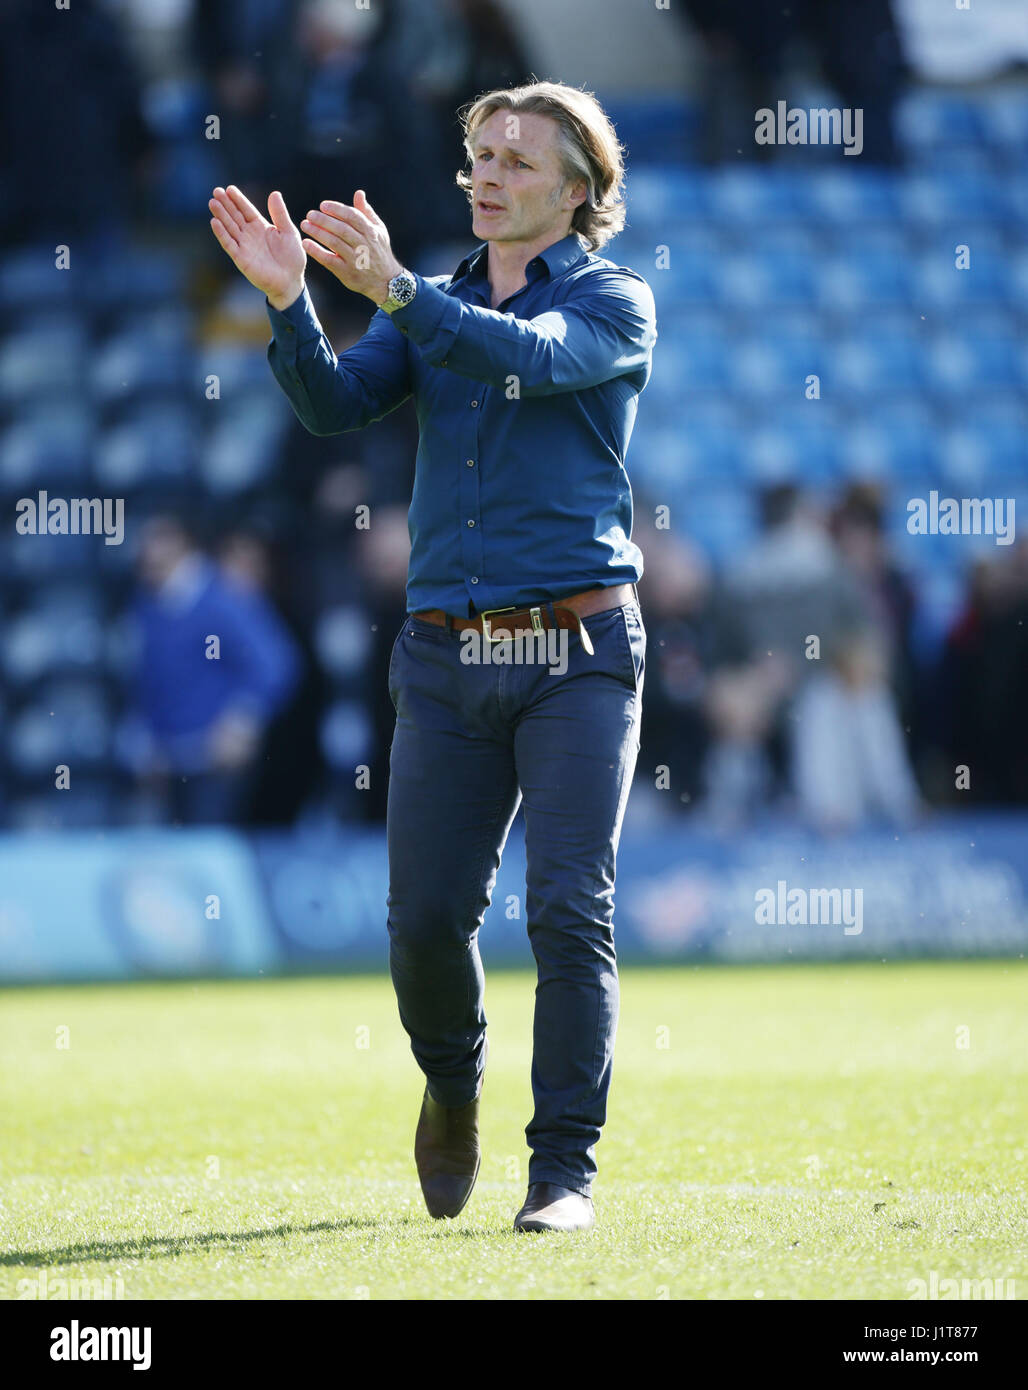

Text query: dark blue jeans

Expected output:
[385,595,645,1197]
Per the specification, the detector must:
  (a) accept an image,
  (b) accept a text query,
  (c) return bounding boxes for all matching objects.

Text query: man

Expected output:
[127,514,301,825]
[209,79,656,1232]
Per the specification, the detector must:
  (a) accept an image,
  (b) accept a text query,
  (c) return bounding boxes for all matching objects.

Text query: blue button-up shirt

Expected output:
[265,232,657,615]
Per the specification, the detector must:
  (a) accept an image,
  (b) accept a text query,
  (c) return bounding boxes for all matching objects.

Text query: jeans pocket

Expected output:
[387,619,408,708]
[612,605,646,695]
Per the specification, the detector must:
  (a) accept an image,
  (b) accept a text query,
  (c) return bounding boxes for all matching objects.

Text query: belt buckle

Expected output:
[479,604,520,643]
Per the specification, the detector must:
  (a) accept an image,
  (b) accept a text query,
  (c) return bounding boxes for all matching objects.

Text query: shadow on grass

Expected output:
[1,1215,427,1268]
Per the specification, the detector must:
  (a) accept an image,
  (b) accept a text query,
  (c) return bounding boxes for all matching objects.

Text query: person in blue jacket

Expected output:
[127,513,301,826]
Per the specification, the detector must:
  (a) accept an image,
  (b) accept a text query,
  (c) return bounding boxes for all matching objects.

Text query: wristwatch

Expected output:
[379,268,418,314]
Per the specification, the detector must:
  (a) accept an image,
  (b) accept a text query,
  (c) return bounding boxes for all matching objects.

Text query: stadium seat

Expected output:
[926,331,1024,393]
[820,250,914,309]
[719,251,820,309]
[0,404,94,488]
[90,314,192,402]
[913,247,1011,309]
[832,334,927,398]
[729,335,831,400]
[0,316,88,403]
[202,394,291,494]
[94,404,199,492]
[899,171,1013,228]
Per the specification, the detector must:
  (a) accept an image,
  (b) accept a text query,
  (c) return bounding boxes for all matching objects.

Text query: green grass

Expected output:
[1,961,1025,1300]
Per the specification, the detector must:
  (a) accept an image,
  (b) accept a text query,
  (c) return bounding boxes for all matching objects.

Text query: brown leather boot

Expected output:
[414,1040,486,1219]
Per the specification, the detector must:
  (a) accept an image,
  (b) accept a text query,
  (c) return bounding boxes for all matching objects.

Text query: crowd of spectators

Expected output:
[0,0,1024,836]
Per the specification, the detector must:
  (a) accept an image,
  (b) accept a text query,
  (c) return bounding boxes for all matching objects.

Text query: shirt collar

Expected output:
[452,232,588,291]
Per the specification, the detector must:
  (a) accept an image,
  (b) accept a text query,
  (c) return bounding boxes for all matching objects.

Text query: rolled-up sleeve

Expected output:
[388,269,657,396]
[266,285,412,435]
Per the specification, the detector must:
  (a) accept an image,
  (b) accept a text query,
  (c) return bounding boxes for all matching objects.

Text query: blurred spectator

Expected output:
[276,0,462,288]
[677,0,906,165]
[352,505,411,823]
[415,0,536,245]
[831,482,917,724]
[189,0,303,197]
[704,485,920,832]
[123,514,301,825]
[0,0,152,250]
[218,526,327,825]
[635,526,714,815]
[937,543,1028,805]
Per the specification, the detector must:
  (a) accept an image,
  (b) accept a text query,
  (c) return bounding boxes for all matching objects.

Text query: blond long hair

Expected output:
[455,80,627,253]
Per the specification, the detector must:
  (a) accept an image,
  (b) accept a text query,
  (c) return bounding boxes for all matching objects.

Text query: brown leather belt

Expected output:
[411,583,637,657]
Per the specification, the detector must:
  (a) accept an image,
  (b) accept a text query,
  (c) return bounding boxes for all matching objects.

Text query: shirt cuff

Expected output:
[387,273,459,363]
[265,284,323,353]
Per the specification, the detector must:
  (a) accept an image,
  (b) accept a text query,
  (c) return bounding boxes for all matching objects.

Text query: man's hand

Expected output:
[299,190,403,305]
[209,185,306,311]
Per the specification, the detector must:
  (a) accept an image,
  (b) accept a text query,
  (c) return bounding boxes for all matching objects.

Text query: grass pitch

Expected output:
[1,961,1025,1300]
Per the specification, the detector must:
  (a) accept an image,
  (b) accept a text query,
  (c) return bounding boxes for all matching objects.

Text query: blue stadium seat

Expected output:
[650,331,734,397]
[2,600,107,685]
[807,169,901,224]
[838,401,940,478]
[655,251,722,308]
[899,171,1013,228]
[833,334,927,398]
[626,168,709,225]
[680,486,757,565]
[939,410,1028,478]
[0,316,88,403]
[926,332,1024,394]
[95,404,199,492]
[707,167,803,225]
[0,245,81,310]
[202,394,291,494]
[1006,248,1028,310]
[6,681,111,774]
[896,91,985,151]
[820,250,914,309]
[743,421,841,484]
[977,92,1028,155]
[913,247,1011,309]
[198,344,275,397]
[719,251,819,309]
[672,400,748,481]
[0,403,94,488]
[81,249,186,311]
[90,314,192,402]
[728,335,831,400]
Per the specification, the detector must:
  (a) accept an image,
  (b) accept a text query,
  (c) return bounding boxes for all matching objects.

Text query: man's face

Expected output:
[469,109,586,246]
[138,520,189,589]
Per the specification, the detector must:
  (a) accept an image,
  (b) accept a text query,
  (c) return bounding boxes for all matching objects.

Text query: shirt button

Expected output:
[471,576,479,584]
[466,458,475,467]
[441,358,448,366]
[467,519,475,527]
[470,400,478,408]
